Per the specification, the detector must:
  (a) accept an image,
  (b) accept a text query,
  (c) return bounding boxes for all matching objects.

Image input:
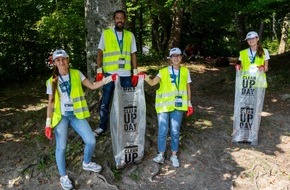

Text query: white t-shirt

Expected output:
[46,70,86,115]
[98,28,137,76]
[238,48,270,62]
[157,66,192,84]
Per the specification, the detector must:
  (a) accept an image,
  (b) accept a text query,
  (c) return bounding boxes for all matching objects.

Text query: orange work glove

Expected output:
[95,67,104,81]
[186,102,194,117]
[45,118,53,140]
[131,69,138,87]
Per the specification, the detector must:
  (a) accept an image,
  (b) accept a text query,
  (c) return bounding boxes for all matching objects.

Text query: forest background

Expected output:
[1,0,290,190]
[0,0,289,85]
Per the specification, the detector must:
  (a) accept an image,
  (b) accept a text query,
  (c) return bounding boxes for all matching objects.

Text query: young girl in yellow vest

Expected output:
[237,31,269,74]
[45,49,116,190]
[141,47,194,168]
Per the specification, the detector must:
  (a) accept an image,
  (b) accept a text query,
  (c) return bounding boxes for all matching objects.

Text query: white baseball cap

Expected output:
[52,49,68,60]
[169,47,182,57]
[245,31,259,40]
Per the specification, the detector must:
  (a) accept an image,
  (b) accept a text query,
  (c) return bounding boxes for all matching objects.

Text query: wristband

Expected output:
[133,69,138,76]
[188,101,192,107]
[97,67,103,73]
[46,118,52,127]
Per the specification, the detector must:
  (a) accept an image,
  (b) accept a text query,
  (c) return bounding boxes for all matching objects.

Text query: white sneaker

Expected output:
[60,175,73,190]
[170,155,180,168]
[153,153,165,164]
[93,127,104,136]
[82,161,102,173]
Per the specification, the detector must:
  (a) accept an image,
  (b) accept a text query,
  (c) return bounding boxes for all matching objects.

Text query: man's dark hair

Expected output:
[113,10,126,19]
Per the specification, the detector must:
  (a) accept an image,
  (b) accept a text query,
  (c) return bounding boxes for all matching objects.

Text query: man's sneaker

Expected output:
[82,161,102,173]
[170,155,180,168]
[153,153,165,164]
[60,175,73,190]
[93,127,104,136]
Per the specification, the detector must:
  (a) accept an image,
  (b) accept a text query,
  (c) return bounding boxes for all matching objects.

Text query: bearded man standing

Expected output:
[94,10,138,136]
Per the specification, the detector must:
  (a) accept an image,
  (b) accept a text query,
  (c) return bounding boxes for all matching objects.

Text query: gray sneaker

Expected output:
[93,127,104,136]
[170,155,180,168]
[82,161,102,173]
[60,175,73,190]
[153,153,165,164]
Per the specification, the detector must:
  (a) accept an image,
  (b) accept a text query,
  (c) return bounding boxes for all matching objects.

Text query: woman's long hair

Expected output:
[51,65,59,102]
[256,41,264,58]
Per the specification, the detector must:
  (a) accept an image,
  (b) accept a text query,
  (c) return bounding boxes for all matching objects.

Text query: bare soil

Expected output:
[1,55,290,190]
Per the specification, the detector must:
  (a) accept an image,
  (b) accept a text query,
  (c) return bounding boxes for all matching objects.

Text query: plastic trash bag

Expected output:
[110,77,146,169]
[232,70,266,145]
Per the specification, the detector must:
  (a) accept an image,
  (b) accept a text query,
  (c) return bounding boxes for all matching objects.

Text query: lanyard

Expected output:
[171,66,181,91]
[114,28,124,54]
[249,48,256,64]
[59,71,71,99]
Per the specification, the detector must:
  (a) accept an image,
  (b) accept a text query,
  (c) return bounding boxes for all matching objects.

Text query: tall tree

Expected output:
[278,13,289,54]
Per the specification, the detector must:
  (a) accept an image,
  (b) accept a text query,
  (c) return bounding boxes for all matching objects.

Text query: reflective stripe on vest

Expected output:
[47,69,90,128]
[240,49,267,88]
[103,29,132,73]
[155,66,188,113]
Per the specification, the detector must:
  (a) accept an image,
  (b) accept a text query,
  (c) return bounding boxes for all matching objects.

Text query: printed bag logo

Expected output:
[240,106,253,130]
[242,76,256,95]
[124,105,137,132]
[124,145,138,163]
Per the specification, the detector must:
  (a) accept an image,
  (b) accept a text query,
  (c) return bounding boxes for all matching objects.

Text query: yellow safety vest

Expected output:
[155,66,189,113]
[103,29,132,73]
[46,69,90,128]
[239,49,267,88]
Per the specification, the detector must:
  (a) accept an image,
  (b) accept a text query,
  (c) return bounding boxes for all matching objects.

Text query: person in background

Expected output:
[45,49,116,190]
[236,31,269,73]
[94,9,138,136]
[140,47,194,168]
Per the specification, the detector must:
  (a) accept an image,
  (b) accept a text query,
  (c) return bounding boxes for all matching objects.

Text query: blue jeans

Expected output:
[98,74,132,131]
[157,110,183,153]
[54,115,96,176]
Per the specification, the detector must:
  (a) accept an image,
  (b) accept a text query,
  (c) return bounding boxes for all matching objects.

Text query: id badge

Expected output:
[64,101,74,116]
[249,64,258,75]
[175,96,183,107]
[118,58,125,68]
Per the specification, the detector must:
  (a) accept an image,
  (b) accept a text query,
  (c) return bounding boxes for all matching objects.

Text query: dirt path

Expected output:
[1,60,290,190]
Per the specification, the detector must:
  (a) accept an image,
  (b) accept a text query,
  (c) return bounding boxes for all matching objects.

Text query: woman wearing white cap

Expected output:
[233,31,270,145]
[237,31,270,72]
[44,49,117,190]
[140,47,194,168]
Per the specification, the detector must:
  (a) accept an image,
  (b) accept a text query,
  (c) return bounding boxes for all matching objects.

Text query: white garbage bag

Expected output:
[110,77,146,169]
[232,70,266,145]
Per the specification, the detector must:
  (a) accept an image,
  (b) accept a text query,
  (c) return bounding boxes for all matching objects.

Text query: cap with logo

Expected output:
[245,31,259,40]
[169,47,182,57]
[52,49,68,60]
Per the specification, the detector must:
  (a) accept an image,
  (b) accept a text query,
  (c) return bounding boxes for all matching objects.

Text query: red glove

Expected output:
[235,64,241,71]
[131,69,138,87]
[186,102,194,117]
[95,73,104,82]
[112,73,118,81]
[45,127,53,140]
[258,65,265,71]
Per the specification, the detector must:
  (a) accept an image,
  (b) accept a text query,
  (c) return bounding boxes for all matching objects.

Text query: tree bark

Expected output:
[278,13,290,54]
[235,13,246,51]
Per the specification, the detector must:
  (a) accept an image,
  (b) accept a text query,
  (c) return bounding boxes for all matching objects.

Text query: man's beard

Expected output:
[115,23,124,31]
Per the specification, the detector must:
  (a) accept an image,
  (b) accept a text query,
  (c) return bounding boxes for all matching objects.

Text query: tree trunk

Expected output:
[235,13,246,51]
[168,0,183,49]
[258,21,264,42]
[84,0,122,104]
[278,13,290,54]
